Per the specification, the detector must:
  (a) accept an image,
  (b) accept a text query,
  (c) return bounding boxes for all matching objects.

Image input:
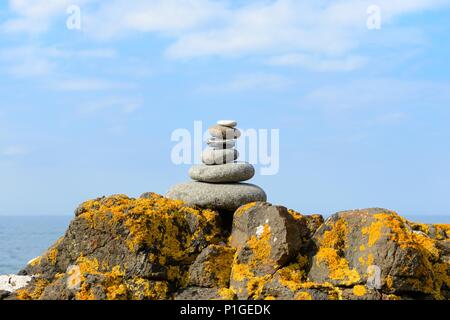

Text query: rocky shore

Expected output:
[1,193,448,300]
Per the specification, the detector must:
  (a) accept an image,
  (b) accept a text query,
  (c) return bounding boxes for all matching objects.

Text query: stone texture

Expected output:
[187,245,236,288]
[174,287,236,300]
[207,138,236,149]
[202,148,239,165]
[307,208,450,299]
[189,162,255,183]
[15,194,223,300]
[166,182,267,212]
[229,202,310,299]
[9,194,450,300]
[208,125,241,139]
[217,120,237,128]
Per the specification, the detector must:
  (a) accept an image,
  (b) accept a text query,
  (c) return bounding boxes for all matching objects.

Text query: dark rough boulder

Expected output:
[307,208,449,299]
[15,194,223,300]
[229,202,317,299]
[187,244,236,288]
[174,286,236,300]
[10,193,449,300]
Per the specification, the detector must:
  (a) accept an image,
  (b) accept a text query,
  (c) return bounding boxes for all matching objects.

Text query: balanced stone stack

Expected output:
[167,120,267,212]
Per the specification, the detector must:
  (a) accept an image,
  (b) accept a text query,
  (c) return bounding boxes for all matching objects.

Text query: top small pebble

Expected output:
[217,120,237,128]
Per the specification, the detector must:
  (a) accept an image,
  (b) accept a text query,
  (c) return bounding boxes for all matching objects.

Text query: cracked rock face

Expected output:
[9,193,449,300]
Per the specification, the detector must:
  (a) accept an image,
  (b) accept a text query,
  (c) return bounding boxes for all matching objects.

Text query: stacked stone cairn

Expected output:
[167,120,267,212]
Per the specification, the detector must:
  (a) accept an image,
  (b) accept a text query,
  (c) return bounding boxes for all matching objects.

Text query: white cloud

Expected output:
[2,0,82,33]
[47,78,133,92]
[0,46,116,78]
[2,146,31,157]
[198,73,293,93]
[267,53,367,72]
[2,0,448,72]
[302,79,450,110]
[77,96,143,115]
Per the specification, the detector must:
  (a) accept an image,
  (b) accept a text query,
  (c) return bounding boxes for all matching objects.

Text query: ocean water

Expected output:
[0,216,72,275]
[0,214,448,275]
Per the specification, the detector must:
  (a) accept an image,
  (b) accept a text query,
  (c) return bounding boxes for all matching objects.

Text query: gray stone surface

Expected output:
[207,138,236,149]
[208,125,241,139]
[217,120,237,128]
[189,162,255,183]
[202,148,239,165]
[166,182,267,212]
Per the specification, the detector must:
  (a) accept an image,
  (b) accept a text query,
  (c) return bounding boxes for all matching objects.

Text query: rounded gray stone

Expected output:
[217,120,237,128]
[189,162,255,183]
[207,138,236,149]
[166,182,267,212]
[208,125,241,139]
[202,148,238,165]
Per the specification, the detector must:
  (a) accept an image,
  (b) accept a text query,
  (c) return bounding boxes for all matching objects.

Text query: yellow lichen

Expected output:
[16,279,49,300]
[295,291,313,300]
[235,202,258,217]
[218,288,236,300]
[353,285,367,297]
[316,248,360,285]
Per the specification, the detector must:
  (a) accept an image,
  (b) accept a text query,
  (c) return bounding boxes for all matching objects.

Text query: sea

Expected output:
[0,214,448,275]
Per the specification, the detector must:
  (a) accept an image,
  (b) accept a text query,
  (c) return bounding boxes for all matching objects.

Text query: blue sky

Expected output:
[0,0,449,221]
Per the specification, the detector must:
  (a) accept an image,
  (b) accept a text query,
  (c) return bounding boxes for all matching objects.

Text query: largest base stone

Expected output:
[166,182,267,212]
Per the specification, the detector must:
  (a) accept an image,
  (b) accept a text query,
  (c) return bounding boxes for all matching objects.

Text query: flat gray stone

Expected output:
[207,138,236,149]
[189,162,255,183]
[209,125,241,139]
[166,182,267,212]
[202,148,238,165]
[217,120,237,128]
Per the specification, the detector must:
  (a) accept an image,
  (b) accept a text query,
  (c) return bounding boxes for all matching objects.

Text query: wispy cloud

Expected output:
[77,96,143,115]
[2,0,447,73]
[2,146,32,157]
[47,78,133,92]
[267,53,367,72]
[198,73,293,93]
[302,79,450,110]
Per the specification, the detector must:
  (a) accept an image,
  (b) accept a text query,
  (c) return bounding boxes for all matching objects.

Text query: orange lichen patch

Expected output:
[231,263,254,282]
[126,278,169,300]
[235,202,258,218]
[264,295,276,300]
[385,275,394,290]
[362,220,385,247]
[200,246,235,288]
[353,285,367,297]
[247,275,271,298]
[287,209,304,220]
[321,218,348,249]
[434,224,450,239]
[316,248,360,285]
[367,254,374,266]
[277,264,306,292]
[16,279,50,300]
[28,256,42,267]
[295,291,313,300]
[218,288,236,300]
[247,224,272,263]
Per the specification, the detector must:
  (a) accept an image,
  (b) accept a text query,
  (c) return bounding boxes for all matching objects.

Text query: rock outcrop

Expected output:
[3,194,449,300]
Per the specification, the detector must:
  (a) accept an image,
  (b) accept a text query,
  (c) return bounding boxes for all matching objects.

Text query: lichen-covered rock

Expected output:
[307,208,450,299]
[15,194,223,300]
[229,202,314,299]
[188,245,236,288]
[11,196,449,300]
